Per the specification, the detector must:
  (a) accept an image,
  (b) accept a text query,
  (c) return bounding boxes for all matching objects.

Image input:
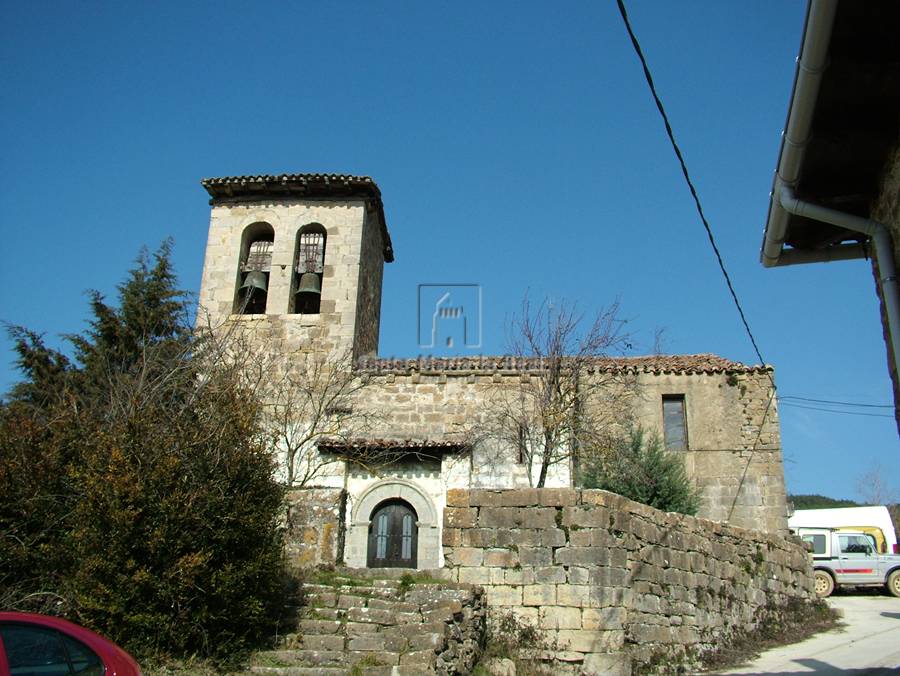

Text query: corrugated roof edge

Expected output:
[200,173,394,262]
[355,353,771,375]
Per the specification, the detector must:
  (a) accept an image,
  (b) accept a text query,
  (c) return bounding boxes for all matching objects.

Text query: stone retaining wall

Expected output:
[284,488,345,568]
[442,488,814,674]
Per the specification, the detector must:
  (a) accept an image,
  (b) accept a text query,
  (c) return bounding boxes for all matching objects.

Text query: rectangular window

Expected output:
[802,533,826,555]
[662,395,687,450]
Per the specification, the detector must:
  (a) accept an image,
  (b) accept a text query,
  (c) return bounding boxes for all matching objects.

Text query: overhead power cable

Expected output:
[778,395,892,409]
[615,0,768,374]
[778,402,894,419]
[615,1,782,525]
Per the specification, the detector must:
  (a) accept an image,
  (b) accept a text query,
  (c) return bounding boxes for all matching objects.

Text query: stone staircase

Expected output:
[247,571,485,675]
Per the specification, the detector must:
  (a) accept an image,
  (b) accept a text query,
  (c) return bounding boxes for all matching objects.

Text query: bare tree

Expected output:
[483,296,636,488]
[855,463,899,506]
[261,350,381,487]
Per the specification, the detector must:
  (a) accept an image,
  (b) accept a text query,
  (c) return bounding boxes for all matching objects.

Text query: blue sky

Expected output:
[2,1,896,502]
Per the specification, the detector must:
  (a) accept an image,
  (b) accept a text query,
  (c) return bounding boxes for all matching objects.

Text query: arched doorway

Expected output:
[367,499,418,568]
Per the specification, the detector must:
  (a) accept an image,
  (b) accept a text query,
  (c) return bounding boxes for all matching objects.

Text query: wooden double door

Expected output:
[367,500,418,568]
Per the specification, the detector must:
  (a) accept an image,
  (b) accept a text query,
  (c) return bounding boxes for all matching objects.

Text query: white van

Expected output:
[788,505,898,554]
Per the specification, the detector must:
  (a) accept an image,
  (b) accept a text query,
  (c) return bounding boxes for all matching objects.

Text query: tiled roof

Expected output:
[356,353,770,375]
[318,438,467,452]
[200,173,394,262]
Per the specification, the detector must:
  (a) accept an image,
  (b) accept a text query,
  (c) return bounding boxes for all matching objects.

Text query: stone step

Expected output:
[247,668,346,675]
[251,649,348,668]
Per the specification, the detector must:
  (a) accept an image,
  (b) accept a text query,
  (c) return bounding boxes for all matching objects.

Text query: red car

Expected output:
[0,612,141,676]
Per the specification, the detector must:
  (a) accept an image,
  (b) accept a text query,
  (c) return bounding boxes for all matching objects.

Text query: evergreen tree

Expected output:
[579,427,700,515]
[1,242,285,660]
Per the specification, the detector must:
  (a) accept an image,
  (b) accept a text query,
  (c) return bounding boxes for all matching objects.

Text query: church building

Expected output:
[197,173,789,570]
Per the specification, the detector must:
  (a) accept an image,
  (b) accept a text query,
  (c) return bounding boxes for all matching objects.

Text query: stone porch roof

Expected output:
[356,353,771,375]
[318,438,467,456]
[200,173,394,262]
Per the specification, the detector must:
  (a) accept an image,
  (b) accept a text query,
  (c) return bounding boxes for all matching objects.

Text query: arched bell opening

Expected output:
[366,499,418,569]
[234,222,275,315]
[291,223,326,314]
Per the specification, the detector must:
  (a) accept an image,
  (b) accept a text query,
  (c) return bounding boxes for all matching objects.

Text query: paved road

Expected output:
[712,592,900,675]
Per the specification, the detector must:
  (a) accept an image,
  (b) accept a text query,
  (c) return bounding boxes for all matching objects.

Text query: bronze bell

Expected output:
[240,270,268,294]
[295,272,321,296]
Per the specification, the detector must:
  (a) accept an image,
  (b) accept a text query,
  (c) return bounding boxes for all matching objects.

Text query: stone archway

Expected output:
[344,479,440,570]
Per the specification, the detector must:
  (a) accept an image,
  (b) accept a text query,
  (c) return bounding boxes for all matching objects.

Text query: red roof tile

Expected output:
[356,354,770,375]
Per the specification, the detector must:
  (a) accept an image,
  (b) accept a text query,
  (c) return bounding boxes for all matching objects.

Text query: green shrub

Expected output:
[1,242,286,661]
[579,427,700,515]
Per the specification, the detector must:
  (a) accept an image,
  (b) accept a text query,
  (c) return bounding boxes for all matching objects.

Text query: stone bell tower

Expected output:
[197,174,393,359]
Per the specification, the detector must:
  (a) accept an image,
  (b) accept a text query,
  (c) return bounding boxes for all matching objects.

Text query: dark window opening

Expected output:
[235,223,274,315]
[516,423,527,464]
[367,499,417,568]
[662,395,687,450]
[292,224,326,314]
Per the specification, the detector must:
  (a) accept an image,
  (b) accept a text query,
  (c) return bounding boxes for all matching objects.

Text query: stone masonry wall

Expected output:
[284,488,345,568]
[352,361,788,533]
[872,140,900,432]
[442,488,814,674]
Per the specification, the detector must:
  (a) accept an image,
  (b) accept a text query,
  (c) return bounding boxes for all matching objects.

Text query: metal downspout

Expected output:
[779,186,900,373]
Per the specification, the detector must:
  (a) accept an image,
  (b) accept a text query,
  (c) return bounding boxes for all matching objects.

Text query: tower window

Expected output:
[292,224,326,314]
[235,223,274,315]
[662,395,688,450]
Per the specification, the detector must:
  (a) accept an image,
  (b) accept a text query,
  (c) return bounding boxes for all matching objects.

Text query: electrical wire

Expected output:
[778,402,894,419]
[615,0,769,376]
[615,1,784,525]
[779,395,892,409]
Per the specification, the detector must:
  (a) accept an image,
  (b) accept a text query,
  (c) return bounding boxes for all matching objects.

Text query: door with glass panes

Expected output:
[367,500,417,568]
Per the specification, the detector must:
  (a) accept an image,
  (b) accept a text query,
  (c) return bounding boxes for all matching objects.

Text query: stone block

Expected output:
[534,566,567,584]
[346,621,380,634]
[299,619,342,634]
[468,489,504,506]
[541,528,567,547]
[556,584,589,607]
[442,528,462,547]
[588,586,631,608]
[556,629,603,652]
[408,632,444,651]
[346,607,397,624]
[496,528,540,547]
[301,634,345,651]
[590,567,629,587]
[486,585,523,606]
[554,547,610,567]
[539,606,581,629]
[496,488,540,506]
[464,528,497,547]
[523,584,556,606]
[521,507,557,529]
[349,650,400,666]
[569,530,592,546]
[502,567,534,585]
[484,548,519,568]
[452,547,484,567]
[479,507,523,528]
[568,567,589,585]
[581,652,632,676]
[348,634,386,651]
[400,649,437,665]
[582,607,626,630]
[519,546,553,567]
[561,506,610,528]
[538,488,579,506]
[444,507,477,528]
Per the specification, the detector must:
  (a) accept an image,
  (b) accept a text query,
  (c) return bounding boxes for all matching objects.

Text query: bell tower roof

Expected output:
[201,173,393,262]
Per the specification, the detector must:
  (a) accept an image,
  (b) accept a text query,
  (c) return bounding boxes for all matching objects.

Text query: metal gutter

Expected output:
[761,0,838,268]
